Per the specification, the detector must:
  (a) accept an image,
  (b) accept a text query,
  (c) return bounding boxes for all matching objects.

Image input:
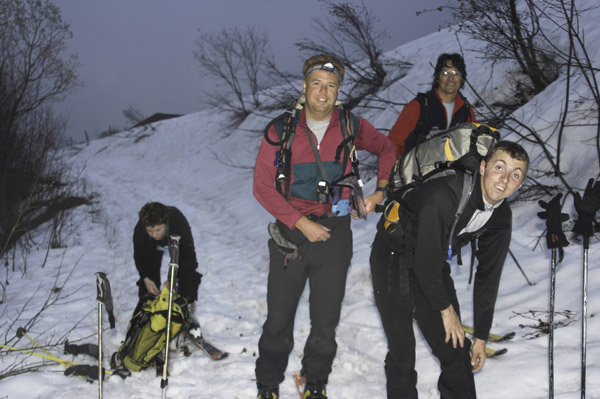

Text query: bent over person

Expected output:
[133,202,203,339]
[253,54,396,399]
[370,141,529,398]
[388,53,477,157]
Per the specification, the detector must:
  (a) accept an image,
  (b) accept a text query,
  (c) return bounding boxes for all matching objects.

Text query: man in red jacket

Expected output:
[253,54,396,399]
[388,53,477,157]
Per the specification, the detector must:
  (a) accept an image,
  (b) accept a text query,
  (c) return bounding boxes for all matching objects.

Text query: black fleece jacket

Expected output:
[133,206,202,302]
[379,170,512,340]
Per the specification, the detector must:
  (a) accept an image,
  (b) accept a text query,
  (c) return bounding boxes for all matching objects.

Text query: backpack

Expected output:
[263,96,361,201]
[390,122,499,189]
[381,122,500,259]
[113,287,188,372]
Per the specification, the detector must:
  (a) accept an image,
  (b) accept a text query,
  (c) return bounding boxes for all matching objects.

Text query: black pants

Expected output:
[255,215,352,386]
[370,233,476,399]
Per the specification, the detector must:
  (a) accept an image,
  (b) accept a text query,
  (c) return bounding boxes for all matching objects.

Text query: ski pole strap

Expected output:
[537,193,569,262]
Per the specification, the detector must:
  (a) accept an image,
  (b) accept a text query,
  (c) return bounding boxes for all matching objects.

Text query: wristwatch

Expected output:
[375,186,386,202]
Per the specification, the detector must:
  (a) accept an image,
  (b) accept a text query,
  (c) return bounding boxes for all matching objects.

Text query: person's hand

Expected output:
[295,216,331,242]
[143,277,160,296]
[362,190,385,216]
[441,304,464,349]
[572,178,600,238]
[471,338,487,373]
[538,193,569,249]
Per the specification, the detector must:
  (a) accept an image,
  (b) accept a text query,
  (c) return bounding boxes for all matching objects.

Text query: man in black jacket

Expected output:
[133,202,203,338]
[370,141,529,398]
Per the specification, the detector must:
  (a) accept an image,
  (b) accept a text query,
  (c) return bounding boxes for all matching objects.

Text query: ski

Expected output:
[460,324,509,357]
[182,330,228,361]
[413,319,514,343]
[485,345,507,358]
[292,372,305,399]
[0,341,128,379]
[412,320,508,358]
[461,324,515,342]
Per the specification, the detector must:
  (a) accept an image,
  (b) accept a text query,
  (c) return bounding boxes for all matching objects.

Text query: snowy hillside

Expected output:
[2,3,600,399]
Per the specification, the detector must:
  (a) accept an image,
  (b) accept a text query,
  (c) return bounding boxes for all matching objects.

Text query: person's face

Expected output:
[438,60,463,99]
[302,69,341,121]
[145,224,167,241]
[480,149,527,205]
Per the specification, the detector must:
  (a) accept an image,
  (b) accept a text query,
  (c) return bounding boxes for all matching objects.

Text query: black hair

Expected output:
[433,53,467,89]
[139,202,169,227]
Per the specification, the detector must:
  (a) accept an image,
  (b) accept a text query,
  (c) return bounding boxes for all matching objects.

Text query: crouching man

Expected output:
[370,141,529,398]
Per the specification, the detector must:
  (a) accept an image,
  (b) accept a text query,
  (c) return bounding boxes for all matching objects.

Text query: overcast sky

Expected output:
[51,0,452,143]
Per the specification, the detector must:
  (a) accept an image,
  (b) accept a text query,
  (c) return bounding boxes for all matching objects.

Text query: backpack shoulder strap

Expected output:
[263,108,300,146]
[414,92,430,136]
[336,108,361,178]
[336,108,357,161]
[265,105,301,200]
[446,171,477,262]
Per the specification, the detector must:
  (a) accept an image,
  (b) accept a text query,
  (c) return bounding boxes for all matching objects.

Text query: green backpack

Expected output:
[115,286,188,372]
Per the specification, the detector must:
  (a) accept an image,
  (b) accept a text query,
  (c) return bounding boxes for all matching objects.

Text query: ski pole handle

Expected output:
[95,272,107,304]
[169,235,181,265]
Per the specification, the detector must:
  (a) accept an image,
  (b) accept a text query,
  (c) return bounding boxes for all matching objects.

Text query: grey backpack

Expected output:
[389,122,500,191]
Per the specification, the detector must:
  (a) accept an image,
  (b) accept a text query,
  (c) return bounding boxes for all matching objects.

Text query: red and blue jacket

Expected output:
[254,107,396,229]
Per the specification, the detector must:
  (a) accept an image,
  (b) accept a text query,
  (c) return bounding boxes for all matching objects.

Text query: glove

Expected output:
[572,178,600,238]
[538,193,569,249]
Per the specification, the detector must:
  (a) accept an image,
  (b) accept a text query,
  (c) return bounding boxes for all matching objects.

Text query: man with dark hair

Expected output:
[388,53,477,157]
[253,53,396,399]
[133,202,203,338]
[370,141,529,398]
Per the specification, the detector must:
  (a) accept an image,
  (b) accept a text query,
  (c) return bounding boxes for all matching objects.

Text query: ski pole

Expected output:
[537,193,569,399]
[95,273,104,399]
[95,272,114,399]
[570,178,600,398]
[581,236,589,399]
[549,247,557,399]
[161,235,180,399]
[508,248,534,286]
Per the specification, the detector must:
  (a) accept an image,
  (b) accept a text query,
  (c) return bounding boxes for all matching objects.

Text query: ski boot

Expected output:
[257,382,279,399]
[303,380,327,399]
[186,316,203,340]
[185,302,203,340]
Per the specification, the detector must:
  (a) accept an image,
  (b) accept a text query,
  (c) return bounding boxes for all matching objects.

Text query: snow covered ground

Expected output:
[2,2,600,398]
